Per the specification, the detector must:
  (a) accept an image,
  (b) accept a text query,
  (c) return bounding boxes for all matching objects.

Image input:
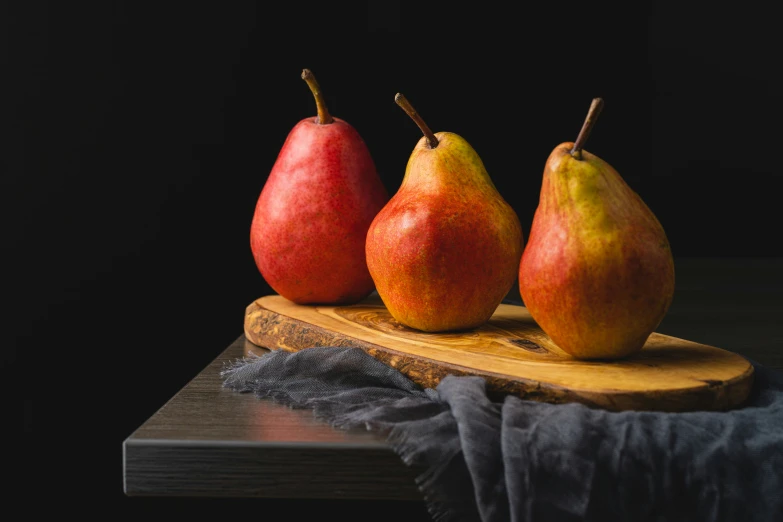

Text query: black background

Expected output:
[6,1,780,517]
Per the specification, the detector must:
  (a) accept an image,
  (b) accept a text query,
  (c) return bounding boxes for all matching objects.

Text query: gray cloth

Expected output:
[221,346,783,522]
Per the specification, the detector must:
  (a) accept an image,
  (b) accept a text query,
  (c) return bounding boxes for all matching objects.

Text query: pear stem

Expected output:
[571,97,604,160]
[301,69,333,125]
[394,93,439,148]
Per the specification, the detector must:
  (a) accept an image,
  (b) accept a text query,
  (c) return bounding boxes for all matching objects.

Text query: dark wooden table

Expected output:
[123,257,782,511]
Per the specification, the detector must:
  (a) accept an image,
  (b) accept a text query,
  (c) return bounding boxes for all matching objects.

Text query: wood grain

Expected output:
[124,258,780,503]
[244,295,754,412]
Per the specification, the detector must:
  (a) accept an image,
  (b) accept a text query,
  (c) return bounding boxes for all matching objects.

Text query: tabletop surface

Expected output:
[123,257,782,501]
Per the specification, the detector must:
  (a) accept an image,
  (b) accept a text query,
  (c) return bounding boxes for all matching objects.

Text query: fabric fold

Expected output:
[222,347,783,522]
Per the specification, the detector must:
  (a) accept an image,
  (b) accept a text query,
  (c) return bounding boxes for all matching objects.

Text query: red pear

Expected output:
[250,69,389,304]
[519,98,675,359]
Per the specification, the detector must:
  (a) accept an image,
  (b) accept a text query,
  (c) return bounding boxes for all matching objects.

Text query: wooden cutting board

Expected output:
[243,294,754,412]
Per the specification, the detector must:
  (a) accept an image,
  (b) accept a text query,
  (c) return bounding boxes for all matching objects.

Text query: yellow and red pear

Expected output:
[519,98,675,359]
[366,94,523,332]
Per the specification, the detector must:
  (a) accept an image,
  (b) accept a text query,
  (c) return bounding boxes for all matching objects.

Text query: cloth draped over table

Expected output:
[222,346,783,522]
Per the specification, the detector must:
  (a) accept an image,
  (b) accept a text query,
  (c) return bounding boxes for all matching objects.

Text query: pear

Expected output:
[365,94,524,332]
[250,69,389,305]
[519,98,675,360]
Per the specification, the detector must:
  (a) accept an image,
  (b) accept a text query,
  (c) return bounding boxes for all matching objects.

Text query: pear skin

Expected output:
[367,129,524,333]
[519,141,675,359]
[250,70,389,305]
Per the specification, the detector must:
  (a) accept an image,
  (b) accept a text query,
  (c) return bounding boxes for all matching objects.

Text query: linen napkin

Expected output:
[221,344,783,522]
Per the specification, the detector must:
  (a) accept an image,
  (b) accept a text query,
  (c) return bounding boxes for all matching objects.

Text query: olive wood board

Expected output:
[243,294,754,412]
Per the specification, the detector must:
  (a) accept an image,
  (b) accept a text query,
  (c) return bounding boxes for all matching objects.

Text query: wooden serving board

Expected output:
[243,294,754,412]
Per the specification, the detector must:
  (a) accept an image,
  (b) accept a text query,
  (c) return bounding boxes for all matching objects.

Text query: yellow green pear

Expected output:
[519,98,675,359]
